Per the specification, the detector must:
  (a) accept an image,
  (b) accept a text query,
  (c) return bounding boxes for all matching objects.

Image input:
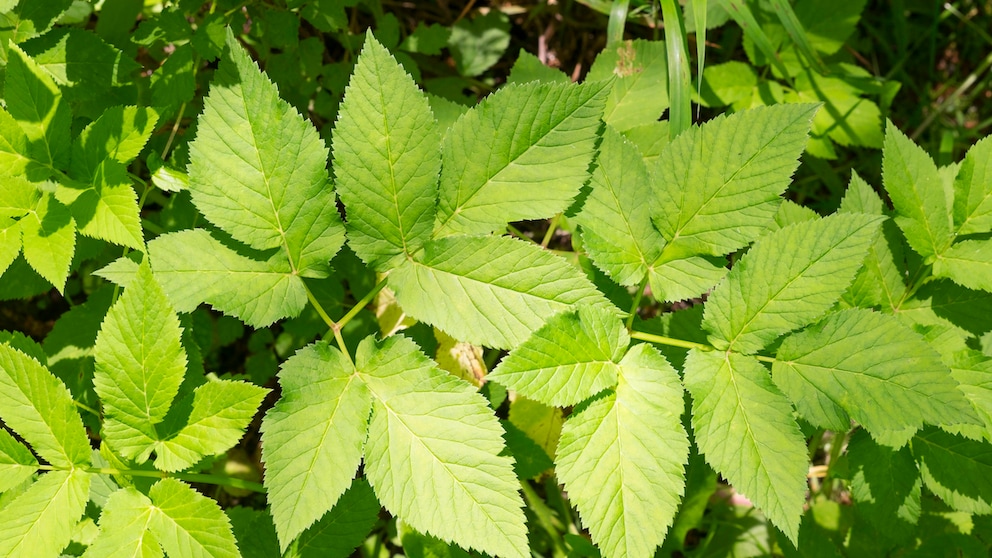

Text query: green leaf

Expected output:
[898,280,992,337]
[294,478,381,558]
[333,34,440,270]
[574,125,665,287]
[70,106,160,178]
[153,379,268,472]
[698,61,758,107]
[773,309,977,434]
[0,470,90,557]
[659,0,691,138]
[56,178,144,250]
[651,104,817,256]
[149,229,308,328]
[703,213,883,354]
[228,507,279,558]
[847,430,920,542]
[794,0,867,56]
[913,428,992,514]
[21,192,75,293]
[260,342,371,550]
[556,344,689,558]
[388,235,614,349]
[0,343,90,467]
[766,0,825,72]
[148,478,241,558]
[950,350,992,436]
[358,336,527,558]
[648,255,728,303]
[933,240,992,293]
[882,123,953,259]
[0,217,20,277]
[490,305,628,407]
[683,349,807,542]
[0,107,36,177]
[94,261,187,462]
[714,0,792,81]
[448,10,510,77]
[506,50,569,85]
[0,427,38,493]
[83,487,160,558]
[4,43,71,168]
[952,136,992,235]
[187,29,344,276]
[586,40,670,132]
[434,80,608,237]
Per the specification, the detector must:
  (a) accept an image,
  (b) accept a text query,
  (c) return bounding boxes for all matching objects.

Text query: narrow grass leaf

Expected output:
[882,123,953,259]
[0,343,90,467]
[490,305,628,407]
[260,342,371,550]
[148,478,241,558]
[714,0,792,82]
[333,34,440,270]
[651,104,817,257]
[556,344,689,558]
[952,136,992,235]
[149,229,308,328]
[389,235,614,349]
[434,81,608,237]
[660,0,691,137]
[766,0,826,73]
[933,239,992,293]
[684,349,806,543]
[0,470,89,557]
[187,29,344,275]
[359,336,527,558]
[773,308,978,435]
[703,213,882,354]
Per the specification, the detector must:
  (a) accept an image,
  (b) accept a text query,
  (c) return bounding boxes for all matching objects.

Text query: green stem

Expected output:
[541,214,561,248]
[629,330,776,363]
[625,276,650,329]
[305,283,336,331]
[520,481,567,558]
[37,465,265,493]
[337,277,388,331]
[74,400,101,417]
[506,224,537,244]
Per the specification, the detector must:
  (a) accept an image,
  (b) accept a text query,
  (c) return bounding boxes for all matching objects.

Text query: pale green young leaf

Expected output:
[683,349,807,542]
[0,175,39,217]
[490,305,628,407]
[153,380,268,472]
[773,309,977,435]
[0,343,90,467]
[82,487,160,558]
[847,430,920,543]
[952,136,992,235]
[261,342,370,550]
[651,104,817,256]
[839,172,908,310]
[434,80,608,237]
[933,239,992,293]
[913,428,992,514]
[4,43,71,168]
[149,229,308,328]
[70,106,161,179]
[0,428,38,493]
[703,213,883,354]
[556,344,689,558]
[0,217,21,277]
[56,177,144,250]
[882,123,953,259]
[148,478,241,558]
[586,39,669,132]
[93,261,186,461]
[0,107,36,177]
[187,29,344,275]
[293,479,381,558]
[388,235,614,349]
[0,470,89,558]
[333,34,440,270]
[574,125,665,287]
[21,192,75,292]
[358,336,527,558]
[648,255,728,303]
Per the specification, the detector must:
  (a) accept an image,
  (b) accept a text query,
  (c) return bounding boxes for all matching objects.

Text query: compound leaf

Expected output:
[154,379,268,472]
[389,235,613,349]
[0,470,89,558]
[684,349,807,543]
[556,344,689,558]
[148,478,241,558]
[434,80,608,237]
[149,229,308,328]
[261,342,371,550]
[703,213,883,354]
[187,29,343,275]
[333,34,440,270]
[953,136,992,235]
[83,487,160,558]
[773,309,977,434]
[882,124,953,259]
[0,343,90,468]
[94,261,186,462]
[490,305,627,407]
[933,239,992,293]
[651,103,816,256]
[358,336,527,558]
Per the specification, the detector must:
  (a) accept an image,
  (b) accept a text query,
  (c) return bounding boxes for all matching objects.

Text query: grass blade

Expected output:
[660,0,691,137]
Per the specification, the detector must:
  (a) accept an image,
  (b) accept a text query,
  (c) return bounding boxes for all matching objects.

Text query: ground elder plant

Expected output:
[2,8,992,558]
